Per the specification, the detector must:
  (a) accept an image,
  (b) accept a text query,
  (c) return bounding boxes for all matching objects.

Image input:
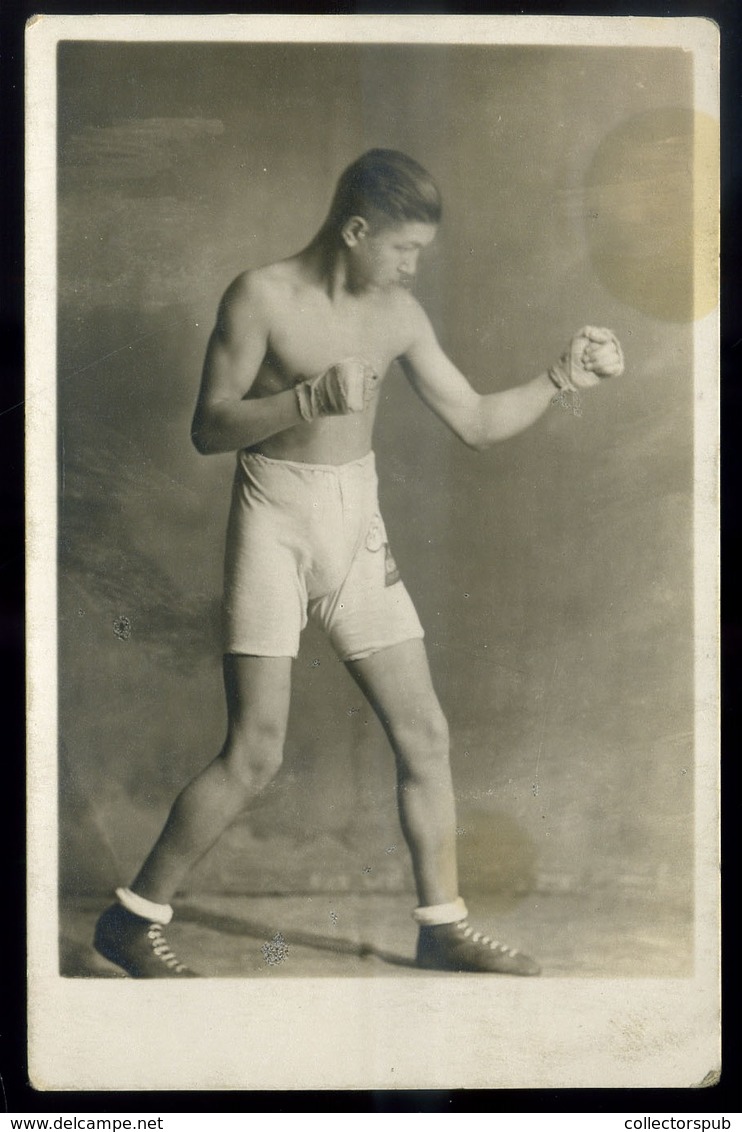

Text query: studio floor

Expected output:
[60,888,694,980]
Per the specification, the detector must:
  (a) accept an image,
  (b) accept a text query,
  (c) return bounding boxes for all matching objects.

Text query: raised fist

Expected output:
[548,327,624,392]
[296,357,379,420]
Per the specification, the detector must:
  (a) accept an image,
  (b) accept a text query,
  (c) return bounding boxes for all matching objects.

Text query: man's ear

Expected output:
[341,216,370,247]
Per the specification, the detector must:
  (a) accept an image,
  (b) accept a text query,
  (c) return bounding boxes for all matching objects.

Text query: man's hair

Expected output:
[323,149,442,235]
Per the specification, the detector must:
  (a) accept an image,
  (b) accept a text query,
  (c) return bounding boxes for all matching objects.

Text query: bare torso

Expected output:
[244,254,415,465]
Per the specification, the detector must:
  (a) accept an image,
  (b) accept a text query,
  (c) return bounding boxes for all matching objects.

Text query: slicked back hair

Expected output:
[322,149,442,236]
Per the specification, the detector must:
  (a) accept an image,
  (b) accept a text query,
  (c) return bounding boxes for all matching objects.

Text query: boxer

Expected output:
[94,149,623,977]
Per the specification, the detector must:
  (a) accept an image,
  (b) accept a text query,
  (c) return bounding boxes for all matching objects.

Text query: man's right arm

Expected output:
[190,272,302,455]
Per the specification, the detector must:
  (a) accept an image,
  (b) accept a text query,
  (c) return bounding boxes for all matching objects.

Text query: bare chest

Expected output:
[266,295,407,383]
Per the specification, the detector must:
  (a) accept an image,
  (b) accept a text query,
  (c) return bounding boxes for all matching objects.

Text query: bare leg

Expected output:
[131,654,292,905]
[347,639,458,907]
[94,654,292,977]
[347,639,540,975]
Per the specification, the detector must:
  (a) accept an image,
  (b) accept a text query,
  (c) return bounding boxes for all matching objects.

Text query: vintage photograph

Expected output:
[26,15,719,1091]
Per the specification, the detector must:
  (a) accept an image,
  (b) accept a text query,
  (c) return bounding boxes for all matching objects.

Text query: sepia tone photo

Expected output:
[26,15,719,1091]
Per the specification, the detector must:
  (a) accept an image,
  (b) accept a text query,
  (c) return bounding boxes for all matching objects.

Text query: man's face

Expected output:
[349,219,438,291]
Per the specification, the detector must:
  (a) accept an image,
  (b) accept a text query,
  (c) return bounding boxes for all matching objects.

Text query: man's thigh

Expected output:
[345,639,444,730]
[223,654,293,736]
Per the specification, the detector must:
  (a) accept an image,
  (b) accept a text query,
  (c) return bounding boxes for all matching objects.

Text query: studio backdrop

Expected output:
[57,42,696,914]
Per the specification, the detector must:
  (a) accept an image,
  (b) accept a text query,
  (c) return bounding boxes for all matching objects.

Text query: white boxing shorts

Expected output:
[222,450,425,661]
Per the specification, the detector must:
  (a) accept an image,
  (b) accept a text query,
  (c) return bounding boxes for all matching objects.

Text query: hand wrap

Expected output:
[548,326,624,393]
[295,357,379,421]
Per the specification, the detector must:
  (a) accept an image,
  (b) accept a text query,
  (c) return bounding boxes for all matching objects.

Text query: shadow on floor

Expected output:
[59,904,416,978]
[176,904,417,968]
[59,888,695,979]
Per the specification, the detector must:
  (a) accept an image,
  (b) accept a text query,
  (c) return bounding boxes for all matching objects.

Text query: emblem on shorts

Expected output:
[366,515,385,553]
[384,543,401,587]
[366,515,400,585]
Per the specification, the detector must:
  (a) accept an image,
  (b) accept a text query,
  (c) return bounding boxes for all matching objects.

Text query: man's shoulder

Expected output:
[215,262,301,337]
[380,287,432,350]
[224,261,299,309]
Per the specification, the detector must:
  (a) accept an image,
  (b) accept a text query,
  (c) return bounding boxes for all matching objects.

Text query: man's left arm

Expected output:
[399,304,624,449]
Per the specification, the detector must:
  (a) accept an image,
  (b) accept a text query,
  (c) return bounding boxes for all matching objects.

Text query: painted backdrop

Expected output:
[57,42,696,913]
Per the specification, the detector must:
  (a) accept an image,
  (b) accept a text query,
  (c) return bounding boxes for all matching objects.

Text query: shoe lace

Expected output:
[147,924,189,973]
[455,919,519,958]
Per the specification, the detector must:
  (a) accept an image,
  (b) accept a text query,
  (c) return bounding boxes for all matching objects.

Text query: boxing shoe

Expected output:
[416,917,541,976]
[93,903,198,978]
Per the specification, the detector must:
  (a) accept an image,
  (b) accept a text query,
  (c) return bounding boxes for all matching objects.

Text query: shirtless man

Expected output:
[93,149,624,977]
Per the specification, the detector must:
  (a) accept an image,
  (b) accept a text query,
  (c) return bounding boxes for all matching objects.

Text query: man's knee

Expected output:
[222,714,286,792]
[392,707,450,773]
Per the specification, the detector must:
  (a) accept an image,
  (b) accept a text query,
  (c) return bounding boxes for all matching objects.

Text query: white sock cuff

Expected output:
[412,897,468,926]
[116,887,173,925]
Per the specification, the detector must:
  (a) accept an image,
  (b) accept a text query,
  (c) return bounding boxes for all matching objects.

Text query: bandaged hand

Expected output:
[295,357,379,421]
[548,327,624,393]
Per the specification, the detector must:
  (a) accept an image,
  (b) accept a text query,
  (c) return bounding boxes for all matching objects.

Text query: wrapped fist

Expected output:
[296,357,379,420]
[548,327,624,393]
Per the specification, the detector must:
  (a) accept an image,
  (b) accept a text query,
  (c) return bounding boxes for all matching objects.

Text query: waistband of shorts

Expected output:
[239,449,376,477]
